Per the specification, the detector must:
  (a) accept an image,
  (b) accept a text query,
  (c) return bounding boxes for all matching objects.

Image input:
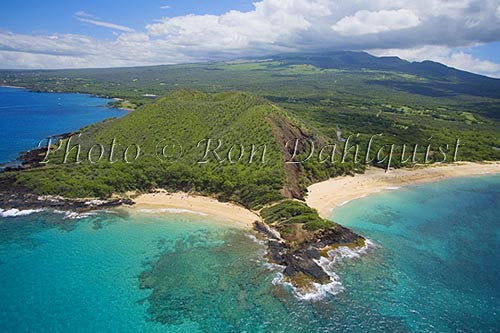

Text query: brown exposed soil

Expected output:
[268,112,312,200]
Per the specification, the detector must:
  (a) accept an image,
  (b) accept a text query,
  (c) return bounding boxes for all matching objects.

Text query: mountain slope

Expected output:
[10,90,357,209]
[0,90,370,291]
[1,51,499,161]
[268,51,499,80]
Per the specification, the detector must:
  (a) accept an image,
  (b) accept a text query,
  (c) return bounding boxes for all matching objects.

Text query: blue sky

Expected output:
[0,0,499,77]
[0,0,253,38]
[467,41,500,64]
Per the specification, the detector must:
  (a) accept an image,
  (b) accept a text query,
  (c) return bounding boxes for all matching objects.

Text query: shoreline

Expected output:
[2,161,499,229]
[306,161,500,219]
[122,190,261,229]
[0,84,128,108]
[116,162,500,228]
[0,85,24,89]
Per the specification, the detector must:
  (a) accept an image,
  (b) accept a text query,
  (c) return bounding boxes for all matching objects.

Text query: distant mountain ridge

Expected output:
[260,51,499,82]
[1,49,498,159]
[0,53,498,292]
[250,51,499,99]
[2,50,499,101]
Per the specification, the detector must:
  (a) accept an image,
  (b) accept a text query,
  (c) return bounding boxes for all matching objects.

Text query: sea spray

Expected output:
[52,209,98,220]
[272,239,378,301]
[273,271,345,301]
[318,239,378,266]
[0,208,44,218]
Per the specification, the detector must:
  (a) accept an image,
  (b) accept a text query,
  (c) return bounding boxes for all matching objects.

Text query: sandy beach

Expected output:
[125,190,260,229]
[306,162,500,218]
[120,162,499,226]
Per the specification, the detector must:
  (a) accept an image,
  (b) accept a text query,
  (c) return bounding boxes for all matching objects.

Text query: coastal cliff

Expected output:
[254,200,366,291]
[2,90,498,293]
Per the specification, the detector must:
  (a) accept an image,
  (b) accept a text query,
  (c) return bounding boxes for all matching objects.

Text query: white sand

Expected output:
[122,162,500,227]
[306,162,500,218]
[126,190,260,229]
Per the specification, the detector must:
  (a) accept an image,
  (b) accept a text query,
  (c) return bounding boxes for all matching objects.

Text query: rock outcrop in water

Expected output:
[0,176,133,212]
[0,93,366,292]
[254,219,366,289]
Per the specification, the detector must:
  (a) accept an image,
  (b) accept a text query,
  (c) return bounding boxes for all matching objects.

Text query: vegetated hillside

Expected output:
[267,51,500,89]
[3,51,500,102]
[2,51,499,162]
[0,90,369,291]
[8,90,361,209]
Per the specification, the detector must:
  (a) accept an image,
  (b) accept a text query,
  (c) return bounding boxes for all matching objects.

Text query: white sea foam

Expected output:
[272,271,345,301]
[94,209,117,215]
[246,233,282,268]
[272,272,285,286]
[137,208,209,216]
[383,186,402,190]
[65,212,96,219]
[272,239,378,301]
[290,279,345,301]
[270,264,344,301]
[245,233,266,246]
[0,208,44,218]
[264,261,285,271]
[320,239,377,266]
[52,210,97,219]
[338,194,371,207]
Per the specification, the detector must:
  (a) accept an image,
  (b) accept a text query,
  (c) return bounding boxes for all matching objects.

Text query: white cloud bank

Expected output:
[331,9,421,36]
[0,0,499,77]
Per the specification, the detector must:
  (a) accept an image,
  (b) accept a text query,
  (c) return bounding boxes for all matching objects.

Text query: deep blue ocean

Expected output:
[0,86,126,165]
[0,89,498,332]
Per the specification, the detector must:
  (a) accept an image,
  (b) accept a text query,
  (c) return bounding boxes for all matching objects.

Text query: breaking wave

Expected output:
[52,210,98,220]
[272,271,345,301]
[0,208,44,218]
[272,239,378,301]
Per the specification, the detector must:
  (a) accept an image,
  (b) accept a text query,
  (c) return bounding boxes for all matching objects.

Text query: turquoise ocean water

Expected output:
[0,88,498,332]
[0,86,127,164]
[0,175,498,332]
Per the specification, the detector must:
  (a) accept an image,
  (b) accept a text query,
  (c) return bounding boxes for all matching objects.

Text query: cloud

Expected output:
[145,0,325,52]
[0,30,198,68]
[75,12,135,32]
[331,9,421,36]
[369,45,500,78]
[74,11,99,19]
[143,0,500,58]
[446,52,500,77]
[0,0,499,76]
[160,5,170,9]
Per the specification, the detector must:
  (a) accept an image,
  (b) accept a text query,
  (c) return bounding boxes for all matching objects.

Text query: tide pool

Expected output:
[0,87,127,164]
[0,175,498,332]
